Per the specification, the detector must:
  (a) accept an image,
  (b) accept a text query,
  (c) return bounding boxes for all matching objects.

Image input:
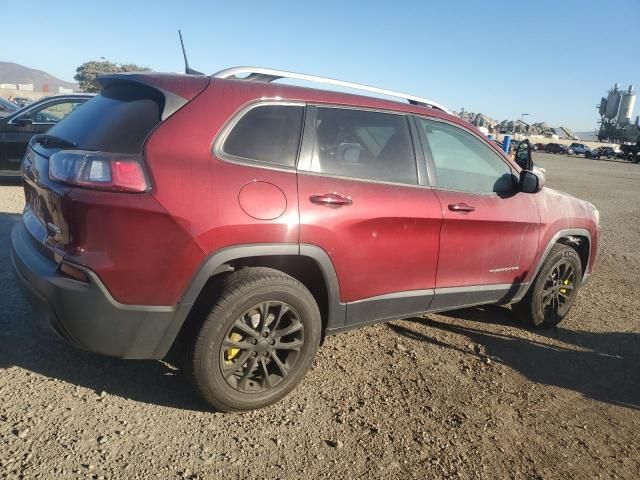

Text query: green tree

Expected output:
[74,60,150,93]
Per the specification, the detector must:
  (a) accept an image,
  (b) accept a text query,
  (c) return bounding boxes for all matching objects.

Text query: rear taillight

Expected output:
[49,150,149,193]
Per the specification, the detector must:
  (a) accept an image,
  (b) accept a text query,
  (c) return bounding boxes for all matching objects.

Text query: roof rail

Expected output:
[212,66,451,114]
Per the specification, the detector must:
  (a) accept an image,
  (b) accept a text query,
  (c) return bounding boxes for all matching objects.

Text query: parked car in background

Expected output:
[11,67,599,412]
[620,142,640,163]
[545,142,571,154]
[13,97,33,108]
[0,97,19,118]
[569,143,591,155]
[534,143,546,151]
[0,94,91,174]
[585,146,617,159]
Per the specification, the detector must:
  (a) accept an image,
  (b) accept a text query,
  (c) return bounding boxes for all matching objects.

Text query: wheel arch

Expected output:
[513,228,592,304]
[534,229,591,281]
[557,234,590,277]
[154,244,345,358]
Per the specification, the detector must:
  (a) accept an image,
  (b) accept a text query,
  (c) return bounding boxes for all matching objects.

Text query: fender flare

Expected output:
[153,243,345,358]
[512,228,592,303]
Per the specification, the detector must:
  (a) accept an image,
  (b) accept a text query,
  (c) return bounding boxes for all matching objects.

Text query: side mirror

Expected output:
[515,139,532,170]
[13,116,33,127]
[520,169,545,193]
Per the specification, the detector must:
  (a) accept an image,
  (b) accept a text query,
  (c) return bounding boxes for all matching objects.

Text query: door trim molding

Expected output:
[332,283,525,335]
[345,289,434,328]
[430,283,523,312]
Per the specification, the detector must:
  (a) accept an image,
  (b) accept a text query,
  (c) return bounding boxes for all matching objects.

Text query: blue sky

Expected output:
[4,0,639,130]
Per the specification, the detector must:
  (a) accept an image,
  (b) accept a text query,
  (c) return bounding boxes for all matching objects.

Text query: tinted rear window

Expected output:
[221,105,304,168]
[307,107,417,185]
[48,83,164,154]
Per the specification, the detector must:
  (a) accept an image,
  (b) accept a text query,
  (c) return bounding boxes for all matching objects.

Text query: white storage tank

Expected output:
[617,85,636,125]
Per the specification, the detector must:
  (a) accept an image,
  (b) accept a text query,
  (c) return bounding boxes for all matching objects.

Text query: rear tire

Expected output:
[187,267,321,412]
[513,244,582,328]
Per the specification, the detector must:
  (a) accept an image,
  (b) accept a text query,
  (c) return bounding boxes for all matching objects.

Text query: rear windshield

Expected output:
[47,83,164,154]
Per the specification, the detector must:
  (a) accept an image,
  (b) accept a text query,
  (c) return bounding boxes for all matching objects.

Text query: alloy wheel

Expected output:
[220,301,304,393]
[541,260,576,315]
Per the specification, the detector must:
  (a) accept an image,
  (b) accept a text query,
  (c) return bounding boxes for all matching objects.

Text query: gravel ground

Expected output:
[1,153,639,479]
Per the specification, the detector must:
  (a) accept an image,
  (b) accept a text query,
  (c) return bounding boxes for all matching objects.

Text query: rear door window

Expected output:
[305,107,417,185]
[47,83,164,153]
[221,104,304,168]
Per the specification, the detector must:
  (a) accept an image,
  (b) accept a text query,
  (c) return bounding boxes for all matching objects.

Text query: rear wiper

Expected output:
[32,134,77,149]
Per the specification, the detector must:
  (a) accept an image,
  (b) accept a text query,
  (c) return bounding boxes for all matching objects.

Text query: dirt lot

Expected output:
[0,153,638,479]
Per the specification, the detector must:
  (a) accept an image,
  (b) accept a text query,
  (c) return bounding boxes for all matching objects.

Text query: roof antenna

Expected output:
[179,30,204,75]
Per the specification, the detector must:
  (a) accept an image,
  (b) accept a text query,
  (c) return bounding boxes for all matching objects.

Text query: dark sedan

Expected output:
[585,146,617,159]
[545,142,570,154]
[0,94,91,174]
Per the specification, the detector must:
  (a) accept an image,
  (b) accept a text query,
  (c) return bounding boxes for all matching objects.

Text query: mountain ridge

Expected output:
[0,61,77,91]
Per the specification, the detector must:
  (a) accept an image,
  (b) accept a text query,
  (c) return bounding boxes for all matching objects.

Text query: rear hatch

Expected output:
[21,73,209,260]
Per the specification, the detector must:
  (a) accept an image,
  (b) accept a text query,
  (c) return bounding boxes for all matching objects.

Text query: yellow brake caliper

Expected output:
[559,279,570,294]
[225,332,243,363]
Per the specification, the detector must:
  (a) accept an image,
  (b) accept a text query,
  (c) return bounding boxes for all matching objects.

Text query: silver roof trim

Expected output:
[212,66,451,114]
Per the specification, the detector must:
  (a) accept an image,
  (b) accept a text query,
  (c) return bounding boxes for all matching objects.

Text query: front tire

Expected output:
[187,267,321,412]
[513,244,582,328]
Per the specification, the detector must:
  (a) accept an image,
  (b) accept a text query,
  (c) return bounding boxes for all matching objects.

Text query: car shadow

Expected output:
[388,305,640,410]
[0,212,211,412]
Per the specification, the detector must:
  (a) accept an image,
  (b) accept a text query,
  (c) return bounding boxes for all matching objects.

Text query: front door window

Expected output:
[417,118,515,194]
[15,101,84,124]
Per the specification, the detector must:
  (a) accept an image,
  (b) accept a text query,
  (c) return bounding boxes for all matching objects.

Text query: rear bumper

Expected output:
[11,222,178,359]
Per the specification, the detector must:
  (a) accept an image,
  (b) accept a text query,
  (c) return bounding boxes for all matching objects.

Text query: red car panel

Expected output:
[434,189,540,287]
[298,173,442,302]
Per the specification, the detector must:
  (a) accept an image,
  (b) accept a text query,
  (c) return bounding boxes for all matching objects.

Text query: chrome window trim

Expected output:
[307,103,410,116]
[297,103,423,187]
[296,169,433,190]
[211,99,306,171]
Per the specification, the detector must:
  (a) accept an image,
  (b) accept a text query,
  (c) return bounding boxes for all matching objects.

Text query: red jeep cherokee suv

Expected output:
[11,67,599,411]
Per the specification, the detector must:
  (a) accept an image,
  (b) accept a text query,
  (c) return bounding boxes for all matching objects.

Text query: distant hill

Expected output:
[0,61,77,91]
[575,131,598,141]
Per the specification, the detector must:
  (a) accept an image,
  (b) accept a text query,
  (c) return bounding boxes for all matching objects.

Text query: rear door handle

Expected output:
[309,193,353,207]
[448,203,475,213]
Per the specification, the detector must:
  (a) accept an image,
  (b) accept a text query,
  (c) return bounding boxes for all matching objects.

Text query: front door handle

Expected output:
[310,193,353,207]
[448,203,475,213]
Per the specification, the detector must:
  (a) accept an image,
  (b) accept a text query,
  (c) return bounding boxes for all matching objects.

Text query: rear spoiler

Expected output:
[95,72,209,121]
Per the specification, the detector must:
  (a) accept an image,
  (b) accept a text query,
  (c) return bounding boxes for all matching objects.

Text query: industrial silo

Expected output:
[605,84,621,119]
[598,97,607,116]
[617,85,636,125]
